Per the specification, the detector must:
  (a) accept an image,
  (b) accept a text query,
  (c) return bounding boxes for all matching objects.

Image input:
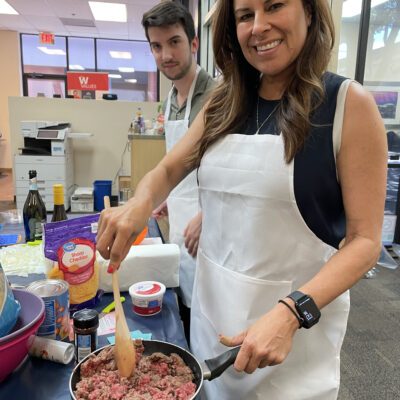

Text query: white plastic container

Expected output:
[70,198,94,213]
[129,281,166,316]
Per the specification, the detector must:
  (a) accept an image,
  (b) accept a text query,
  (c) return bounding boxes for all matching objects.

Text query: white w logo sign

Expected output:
[78,76,89,85]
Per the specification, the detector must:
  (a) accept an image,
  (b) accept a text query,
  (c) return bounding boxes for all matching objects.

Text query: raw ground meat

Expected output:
[74,339,197,400]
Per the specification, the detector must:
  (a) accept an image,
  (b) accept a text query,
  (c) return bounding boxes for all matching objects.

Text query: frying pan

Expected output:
[70,340,240,399]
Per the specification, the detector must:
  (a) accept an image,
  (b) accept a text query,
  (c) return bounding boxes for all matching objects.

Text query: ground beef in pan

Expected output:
[74,339,197,400]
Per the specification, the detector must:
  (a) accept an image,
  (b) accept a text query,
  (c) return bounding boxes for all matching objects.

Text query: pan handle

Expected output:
[203,346,241,381]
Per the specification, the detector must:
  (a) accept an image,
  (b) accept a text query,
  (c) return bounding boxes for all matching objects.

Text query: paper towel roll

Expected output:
[97,243,180,293]
[29,336,74,364]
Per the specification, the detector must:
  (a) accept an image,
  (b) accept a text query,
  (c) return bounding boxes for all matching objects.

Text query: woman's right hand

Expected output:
[96,198,151,273]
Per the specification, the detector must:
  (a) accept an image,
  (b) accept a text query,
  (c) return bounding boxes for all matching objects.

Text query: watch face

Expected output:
[297,297,321,328]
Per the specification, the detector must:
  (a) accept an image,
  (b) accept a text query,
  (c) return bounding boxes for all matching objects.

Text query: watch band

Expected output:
[278,299,303,328]
[286,291,321,329]
[287,290,306,304]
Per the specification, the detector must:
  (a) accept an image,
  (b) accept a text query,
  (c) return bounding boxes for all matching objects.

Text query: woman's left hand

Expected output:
[219,302,299,373]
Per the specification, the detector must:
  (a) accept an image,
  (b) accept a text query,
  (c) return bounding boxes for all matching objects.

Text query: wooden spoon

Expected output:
[104,196,136,377]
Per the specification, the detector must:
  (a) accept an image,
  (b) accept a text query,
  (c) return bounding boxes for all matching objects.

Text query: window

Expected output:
[68,37,95,72]
[22,34,66,75]
[338,1,400,131]
[96,39,157,101]
[337,0,363,79]
[20,34,158,101]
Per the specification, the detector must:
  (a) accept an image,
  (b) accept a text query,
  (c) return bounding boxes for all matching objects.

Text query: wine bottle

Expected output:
[23,170,47,242]
[51,184,67,222]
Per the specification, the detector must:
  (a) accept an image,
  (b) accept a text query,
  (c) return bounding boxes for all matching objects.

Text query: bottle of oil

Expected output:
[23,170,47,242]
[51,184,67,222]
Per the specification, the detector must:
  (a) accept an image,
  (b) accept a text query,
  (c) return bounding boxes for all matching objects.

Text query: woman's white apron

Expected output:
[190,80,352,399]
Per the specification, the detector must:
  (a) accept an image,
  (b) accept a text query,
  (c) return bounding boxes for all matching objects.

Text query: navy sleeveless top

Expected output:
[240,72,348,249]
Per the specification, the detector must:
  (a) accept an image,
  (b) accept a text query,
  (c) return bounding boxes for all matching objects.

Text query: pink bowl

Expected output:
[0,289,45,383]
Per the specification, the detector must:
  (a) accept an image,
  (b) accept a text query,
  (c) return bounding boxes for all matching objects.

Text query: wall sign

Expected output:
[67,72,109,100]
[39,32,55,45]
[67,72,109,91]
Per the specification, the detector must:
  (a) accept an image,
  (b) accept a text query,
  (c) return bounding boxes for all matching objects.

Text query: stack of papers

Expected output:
[72,187,93,200]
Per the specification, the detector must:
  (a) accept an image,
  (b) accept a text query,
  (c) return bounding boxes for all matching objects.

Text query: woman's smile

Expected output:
[255,39,282,52]
[234,0,311,79]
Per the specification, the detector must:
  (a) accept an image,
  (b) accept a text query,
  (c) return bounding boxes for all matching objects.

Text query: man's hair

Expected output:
[142,1,196,44]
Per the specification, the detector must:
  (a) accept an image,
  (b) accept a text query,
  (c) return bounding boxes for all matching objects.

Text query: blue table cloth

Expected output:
[0,216,187,399]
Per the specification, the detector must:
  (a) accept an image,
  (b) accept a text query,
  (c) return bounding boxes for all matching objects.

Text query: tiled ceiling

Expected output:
[0,0,160,40]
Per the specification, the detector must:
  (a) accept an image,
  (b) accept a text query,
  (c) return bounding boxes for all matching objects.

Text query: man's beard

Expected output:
[163,54,192,81]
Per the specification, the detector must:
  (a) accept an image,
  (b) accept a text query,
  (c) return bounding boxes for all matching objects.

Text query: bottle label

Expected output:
[57,238,95,285]
[76,334,92,362]
[29,176,38,191]
[25,217,44,240]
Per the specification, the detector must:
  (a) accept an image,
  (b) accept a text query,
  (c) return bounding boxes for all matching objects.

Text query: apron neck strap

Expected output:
[165,65,201,122]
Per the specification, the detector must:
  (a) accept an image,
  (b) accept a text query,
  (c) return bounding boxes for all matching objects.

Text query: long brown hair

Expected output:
[188,0,335,167]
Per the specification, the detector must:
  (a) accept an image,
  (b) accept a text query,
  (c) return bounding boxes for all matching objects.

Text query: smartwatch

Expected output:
[287,291,321,329]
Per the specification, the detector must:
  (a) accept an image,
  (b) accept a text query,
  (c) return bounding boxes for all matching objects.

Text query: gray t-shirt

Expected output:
[162,67,216,126]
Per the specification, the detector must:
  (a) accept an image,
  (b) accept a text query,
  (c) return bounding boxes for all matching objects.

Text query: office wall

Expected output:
[0,31,21,170]
[9,96,159,192]
[329,0,344,73]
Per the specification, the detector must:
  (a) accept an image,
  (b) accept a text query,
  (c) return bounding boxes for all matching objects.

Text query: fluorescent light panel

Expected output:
[0,0,18,14]
[69,65,85,70]
[110,51,131,59]
[89,1,127,22]
[125,79,137,83]
[118,67,135,72]
[37,46,66,55]
[109,74,122,78]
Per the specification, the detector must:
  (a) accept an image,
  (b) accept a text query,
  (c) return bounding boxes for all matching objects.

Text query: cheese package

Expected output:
[44,214,102,312]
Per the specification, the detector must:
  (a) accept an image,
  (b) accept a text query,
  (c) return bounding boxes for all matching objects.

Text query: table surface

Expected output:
[0,216,188,399]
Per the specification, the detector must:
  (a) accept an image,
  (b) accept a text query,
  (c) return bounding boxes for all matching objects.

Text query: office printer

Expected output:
[15,121,74,212]
[20,120,71,156]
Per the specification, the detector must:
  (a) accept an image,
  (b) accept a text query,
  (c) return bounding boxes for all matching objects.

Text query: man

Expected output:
[142,1,215,343]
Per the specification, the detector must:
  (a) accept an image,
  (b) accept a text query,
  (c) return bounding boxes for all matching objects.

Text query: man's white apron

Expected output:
[165,65,201,307]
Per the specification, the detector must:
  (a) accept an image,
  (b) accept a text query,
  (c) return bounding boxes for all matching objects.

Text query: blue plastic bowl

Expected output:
[0,265,21,337]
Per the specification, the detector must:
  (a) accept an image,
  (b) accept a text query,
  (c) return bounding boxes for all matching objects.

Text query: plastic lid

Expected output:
[73,308,99,329]
[129,281,166,298]
[29,170,37,179]
[53,184,64,205]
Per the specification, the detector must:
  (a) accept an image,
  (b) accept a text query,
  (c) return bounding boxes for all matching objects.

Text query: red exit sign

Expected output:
[39,32,54,45]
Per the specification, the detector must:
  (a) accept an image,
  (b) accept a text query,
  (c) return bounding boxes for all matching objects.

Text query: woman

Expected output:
[97,0,387,398]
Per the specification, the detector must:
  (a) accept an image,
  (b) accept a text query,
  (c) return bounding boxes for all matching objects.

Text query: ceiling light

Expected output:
[69,65,85,70]
[118,67,135,72]
[125,79,137,83]
[110,51,132,59]
[89,1,127,22]
[0,0,18,15]
[109,74,122,78]
[37,46,66,55]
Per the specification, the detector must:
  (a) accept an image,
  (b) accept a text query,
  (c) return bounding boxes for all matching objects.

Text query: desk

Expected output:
[0,216,187,399]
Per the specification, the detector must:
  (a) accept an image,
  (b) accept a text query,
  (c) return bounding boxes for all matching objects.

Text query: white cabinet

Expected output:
[14,153,74,212]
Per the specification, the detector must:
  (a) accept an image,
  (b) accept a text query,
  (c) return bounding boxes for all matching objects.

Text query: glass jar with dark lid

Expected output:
[73,308,99,363]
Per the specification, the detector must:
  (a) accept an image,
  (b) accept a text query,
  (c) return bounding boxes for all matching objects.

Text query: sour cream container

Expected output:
[129,281,166,316]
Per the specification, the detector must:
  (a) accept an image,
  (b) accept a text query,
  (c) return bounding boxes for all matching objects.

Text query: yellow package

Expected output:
[44,215,100,311]
[48,259,99,304]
